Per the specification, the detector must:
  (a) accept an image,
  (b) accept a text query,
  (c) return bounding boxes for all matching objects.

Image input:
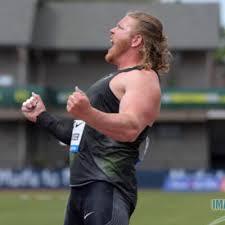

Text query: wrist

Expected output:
[82,106,95,122]
[37,110,47,119]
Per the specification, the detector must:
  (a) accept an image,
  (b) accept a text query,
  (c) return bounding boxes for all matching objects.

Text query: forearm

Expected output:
[36,111,73,145]
[83,107,140,142]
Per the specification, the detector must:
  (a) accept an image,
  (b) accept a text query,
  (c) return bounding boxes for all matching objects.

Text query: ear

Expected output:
[131,34,143,48]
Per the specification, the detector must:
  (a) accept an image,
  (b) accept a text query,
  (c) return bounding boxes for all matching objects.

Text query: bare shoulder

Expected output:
[119,69,161,127]
[123,69,160,92]
[111,68,161,102]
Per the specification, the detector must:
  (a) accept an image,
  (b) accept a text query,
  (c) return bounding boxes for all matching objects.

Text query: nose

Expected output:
[110,26,116,34]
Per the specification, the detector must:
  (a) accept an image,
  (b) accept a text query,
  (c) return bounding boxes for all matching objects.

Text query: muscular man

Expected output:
[22,11,170,225]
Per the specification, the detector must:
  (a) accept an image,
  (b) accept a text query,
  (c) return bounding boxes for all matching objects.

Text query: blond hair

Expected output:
[127,11,171,74]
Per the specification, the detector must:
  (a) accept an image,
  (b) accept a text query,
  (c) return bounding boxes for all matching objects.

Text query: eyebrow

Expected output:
[117,23,123,29]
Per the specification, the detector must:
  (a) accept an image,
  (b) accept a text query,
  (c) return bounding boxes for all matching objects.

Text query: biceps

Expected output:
[119,91,160,125]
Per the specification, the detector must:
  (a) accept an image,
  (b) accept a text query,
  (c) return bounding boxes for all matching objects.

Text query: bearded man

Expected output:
[22,11,170,225]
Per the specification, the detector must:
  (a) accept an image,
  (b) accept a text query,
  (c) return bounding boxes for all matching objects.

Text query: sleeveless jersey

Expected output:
[69,66,149,212]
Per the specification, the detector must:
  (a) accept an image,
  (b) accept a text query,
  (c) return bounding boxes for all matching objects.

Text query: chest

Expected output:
[109,74,126,101]
[87,73,126,102]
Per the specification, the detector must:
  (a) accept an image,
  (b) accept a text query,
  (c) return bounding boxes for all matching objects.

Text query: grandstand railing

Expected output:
[1,87,225,109]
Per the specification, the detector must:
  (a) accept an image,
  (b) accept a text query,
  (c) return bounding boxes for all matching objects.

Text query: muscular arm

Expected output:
[36,111,73,145]
[81,71,161,142]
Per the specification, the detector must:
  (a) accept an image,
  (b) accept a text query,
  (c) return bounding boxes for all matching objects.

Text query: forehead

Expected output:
[117,16,137,28]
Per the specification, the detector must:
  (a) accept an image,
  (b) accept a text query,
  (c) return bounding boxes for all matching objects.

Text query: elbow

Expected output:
[118,127,140,142]
[124,134,138,143]
[121,120,141,142]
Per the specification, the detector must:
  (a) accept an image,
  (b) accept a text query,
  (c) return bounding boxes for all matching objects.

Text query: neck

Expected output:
[116,59,143,70]
[115,50,143,70]
[117,63,141,70]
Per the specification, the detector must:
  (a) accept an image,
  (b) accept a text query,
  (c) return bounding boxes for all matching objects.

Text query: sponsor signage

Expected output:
[1,87,225,108]
[163,170,225,192]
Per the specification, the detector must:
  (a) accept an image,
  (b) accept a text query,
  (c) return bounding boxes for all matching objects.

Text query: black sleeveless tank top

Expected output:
[70,65,150,212]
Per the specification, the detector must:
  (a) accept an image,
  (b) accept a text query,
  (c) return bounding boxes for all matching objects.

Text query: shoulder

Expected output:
[121,68,159,82]
[123,69,160,92]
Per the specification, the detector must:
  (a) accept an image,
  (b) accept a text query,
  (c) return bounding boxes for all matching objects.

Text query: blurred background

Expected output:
[0,0,225,225]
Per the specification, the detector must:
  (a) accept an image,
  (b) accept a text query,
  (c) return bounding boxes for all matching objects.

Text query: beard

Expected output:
[105,38,131,64]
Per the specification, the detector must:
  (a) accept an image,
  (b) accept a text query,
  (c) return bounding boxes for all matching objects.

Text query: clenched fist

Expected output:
[21,92,46,122]
[67,86,92,119]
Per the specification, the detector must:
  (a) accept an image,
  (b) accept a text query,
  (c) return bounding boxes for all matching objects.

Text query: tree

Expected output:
[214,27,225,64]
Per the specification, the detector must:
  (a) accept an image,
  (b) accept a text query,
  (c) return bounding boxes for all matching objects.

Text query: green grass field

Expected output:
[0,190,225,225]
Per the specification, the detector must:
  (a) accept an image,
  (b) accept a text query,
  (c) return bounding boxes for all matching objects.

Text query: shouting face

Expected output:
[105,16,138,64]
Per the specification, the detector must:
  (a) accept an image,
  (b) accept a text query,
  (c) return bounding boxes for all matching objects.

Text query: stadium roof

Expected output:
[0,1,220,50]
[0,0,38,47]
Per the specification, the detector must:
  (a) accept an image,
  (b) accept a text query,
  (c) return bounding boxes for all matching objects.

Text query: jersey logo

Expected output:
[75,122,83,127]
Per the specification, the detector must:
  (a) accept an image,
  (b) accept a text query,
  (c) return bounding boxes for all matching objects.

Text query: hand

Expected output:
[67,86,92,119]
[21,92,46,122]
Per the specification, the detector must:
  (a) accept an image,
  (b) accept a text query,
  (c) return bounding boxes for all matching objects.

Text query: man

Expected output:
[22,11,170,225]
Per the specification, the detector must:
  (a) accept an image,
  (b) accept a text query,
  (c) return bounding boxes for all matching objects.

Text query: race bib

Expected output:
[70,120,86,153]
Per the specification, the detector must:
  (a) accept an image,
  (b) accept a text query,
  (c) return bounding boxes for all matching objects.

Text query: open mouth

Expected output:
[110,36,115,46]
[110,39,114,46]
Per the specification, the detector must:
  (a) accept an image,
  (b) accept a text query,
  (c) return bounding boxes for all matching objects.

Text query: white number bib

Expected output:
[70,120,86,153]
